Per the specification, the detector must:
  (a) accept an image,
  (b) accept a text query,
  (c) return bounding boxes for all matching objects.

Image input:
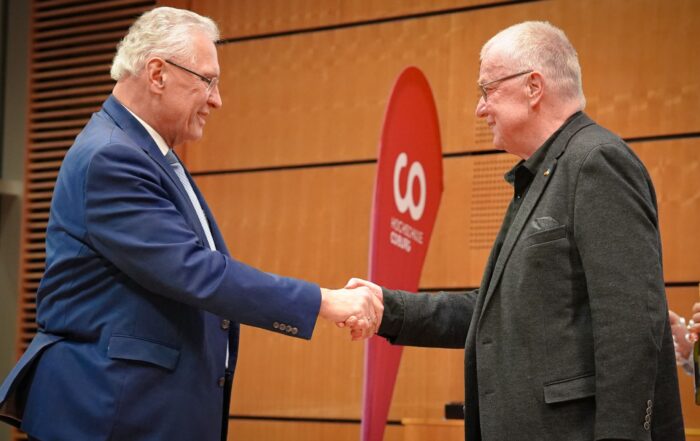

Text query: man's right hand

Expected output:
[318,285,383,340]
[343,278,384,340]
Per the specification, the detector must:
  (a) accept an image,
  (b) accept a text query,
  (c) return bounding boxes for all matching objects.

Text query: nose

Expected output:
[475,96,487,118]
[208,84,222,109]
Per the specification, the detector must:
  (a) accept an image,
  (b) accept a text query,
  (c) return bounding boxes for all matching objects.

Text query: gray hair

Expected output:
[481,21,586,109]
[111,7,219,81]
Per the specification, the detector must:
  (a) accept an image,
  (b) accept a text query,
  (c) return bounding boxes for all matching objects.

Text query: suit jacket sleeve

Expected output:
[377,288,477,348]
[83,139,321,339]
[573,142,668,439]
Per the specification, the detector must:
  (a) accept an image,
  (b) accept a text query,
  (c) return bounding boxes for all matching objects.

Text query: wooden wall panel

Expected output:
[632,139,700,282]
[197,165,374,286]
[228,419,403,441]
[229,322,364,418]
[402,419,464,441]
[226,321,463,420]
[195,159,497,290]
[194,0,504,40]
[190,0,700,172]
[196,138,698,291]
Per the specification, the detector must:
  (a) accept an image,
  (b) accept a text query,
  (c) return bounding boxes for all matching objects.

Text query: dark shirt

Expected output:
[490,111,581,263]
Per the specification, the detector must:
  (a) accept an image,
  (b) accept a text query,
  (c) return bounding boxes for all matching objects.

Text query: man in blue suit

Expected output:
[0,7,380,441]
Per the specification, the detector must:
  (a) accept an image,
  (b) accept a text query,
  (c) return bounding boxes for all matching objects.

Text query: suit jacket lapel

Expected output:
[101,95,212,248]
[477,113,596,324]
[174,159,230,255]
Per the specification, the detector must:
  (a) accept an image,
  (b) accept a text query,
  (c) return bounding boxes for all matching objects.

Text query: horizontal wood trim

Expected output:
[228,419,403,441]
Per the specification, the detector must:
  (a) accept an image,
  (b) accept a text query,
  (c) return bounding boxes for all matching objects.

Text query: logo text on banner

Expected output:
[362,66,444,441]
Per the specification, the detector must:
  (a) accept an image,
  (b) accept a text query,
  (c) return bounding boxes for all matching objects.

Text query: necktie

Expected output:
[165,150,230,369]
[165,149,216,251]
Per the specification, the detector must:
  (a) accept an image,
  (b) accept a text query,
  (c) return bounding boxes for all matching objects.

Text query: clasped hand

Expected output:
[318,278,384,340]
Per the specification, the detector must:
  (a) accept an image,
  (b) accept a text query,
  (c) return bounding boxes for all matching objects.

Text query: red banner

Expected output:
[362,67,443,441]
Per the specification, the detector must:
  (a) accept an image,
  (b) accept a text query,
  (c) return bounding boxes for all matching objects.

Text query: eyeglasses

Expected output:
[165,59,219,94]
[478,69,533,102]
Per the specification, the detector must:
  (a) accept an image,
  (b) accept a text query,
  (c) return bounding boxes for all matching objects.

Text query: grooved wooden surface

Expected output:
[188,0,700,172]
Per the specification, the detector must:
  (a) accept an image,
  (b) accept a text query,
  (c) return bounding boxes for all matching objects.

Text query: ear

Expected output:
[526,71,544,107]
[145,57,166,94]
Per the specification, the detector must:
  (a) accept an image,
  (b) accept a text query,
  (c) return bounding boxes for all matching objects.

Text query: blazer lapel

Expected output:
[101,95,211,247]
[477,113,596,324]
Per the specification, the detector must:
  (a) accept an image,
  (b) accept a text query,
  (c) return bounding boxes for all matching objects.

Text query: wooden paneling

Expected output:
[228,419,403,441]
[228,322,463,420]
[666,286,700,433]
[632,139,700,283]
[198,165,374,286]
[196,139,699,291]
[194,0,505,40]
[189,0,700,172]
[402,418,463,441]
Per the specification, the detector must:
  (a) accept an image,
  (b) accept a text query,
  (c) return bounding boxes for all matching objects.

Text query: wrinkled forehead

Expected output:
[478,52,512,83]
[190,32,220,75]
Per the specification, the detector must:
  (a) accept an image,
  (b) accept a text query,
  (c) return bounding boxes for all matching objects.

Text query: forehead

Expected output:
[191,32,220,73]
[478,51,510,82]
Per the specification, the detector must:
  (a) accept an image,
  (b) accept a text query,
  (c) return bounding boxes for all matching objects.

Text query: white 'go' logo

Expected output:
[393,152,426,221]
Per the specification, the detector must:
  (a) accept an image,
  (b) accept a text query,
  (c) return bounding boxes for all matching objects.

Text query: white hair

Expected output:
[111,7,219,81]
[481,21,586,109]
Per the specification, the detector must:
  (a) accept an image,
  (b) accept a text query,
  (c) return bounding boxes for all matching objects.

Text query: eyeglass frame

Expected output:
[165,59,219,94]
[478,69,533,102]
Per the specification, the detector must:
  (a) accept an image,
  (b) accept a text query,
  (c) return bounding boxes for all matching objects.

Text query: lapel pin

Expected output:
[543,168,551,177]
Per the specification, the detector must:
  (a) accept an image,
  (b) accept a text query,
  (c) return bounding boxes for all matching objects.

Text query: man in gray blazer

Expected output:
[348,21,685,441]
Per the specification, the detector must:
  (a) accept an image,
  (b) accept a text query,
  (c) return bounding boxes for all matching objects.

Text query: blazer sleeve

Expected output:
[378,288,477,348]
[573,142,668,440]
[83,139,321,339]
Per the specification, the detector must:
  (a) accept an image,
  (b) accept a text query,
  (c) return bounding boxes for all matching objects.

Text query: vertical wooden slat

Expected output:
[13,1,155,439]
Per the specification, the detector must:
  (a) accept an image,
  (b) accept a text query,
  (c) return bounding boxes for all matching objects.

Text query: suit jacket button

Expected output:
[273,322,280,329]
[291,327,298,335]
[644,414,651,423]
[647,399,652,407]
[221,319,230,330]
[218,377,226,388]
[643,421,650,431]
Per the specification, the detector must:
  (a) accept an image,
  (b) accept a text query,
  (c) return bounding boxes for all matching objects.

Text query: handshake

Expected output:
[318,278,384,340]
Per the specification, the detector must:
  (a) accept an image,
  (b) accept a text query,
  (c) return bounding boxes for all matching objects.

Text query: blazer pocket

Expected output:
[523,225,567,247]
[107,335,180,371]
[543,373,595,404]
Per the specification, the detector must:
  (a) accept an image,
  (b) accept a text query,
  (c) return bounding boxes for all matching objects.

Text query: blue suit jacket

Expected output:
[0,95,321,441]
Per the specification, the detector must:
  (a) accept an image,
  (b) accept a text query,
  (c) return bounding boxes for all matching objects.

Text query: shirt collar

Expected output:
[504,111,582,185]
[122,105,171,156]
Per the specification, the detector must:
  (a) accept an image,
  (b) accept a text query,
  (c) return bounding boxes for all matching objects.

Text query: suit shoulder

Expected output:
[65,111,150,171]
[562,123,643,171]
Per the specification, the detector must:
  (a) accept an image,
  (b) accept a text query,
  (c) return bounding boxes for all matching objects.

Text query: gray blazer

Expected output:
[378,113,685,441]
